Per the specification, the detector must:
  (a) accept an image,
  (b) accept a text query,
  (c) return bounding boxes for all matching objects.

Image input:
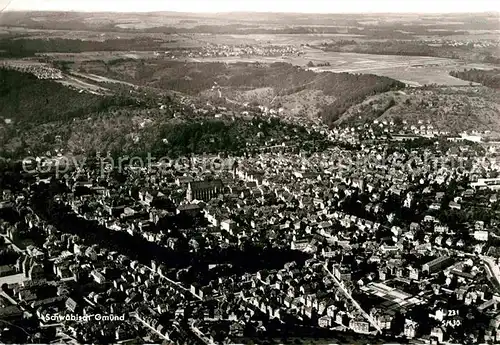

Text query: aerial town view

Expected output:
[0,0,499,344]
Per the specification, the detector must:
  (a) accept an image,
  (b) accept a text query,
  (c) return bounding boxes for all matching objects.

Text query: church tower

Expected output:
[186,183,193,202]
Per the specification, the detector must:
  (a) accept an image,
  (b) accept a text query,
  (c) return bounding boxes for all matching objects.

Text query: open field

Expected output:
[3,26,498,47]
[58,74,109,95]
[71,71,138,87]
[188,48,497,86]
[416,32,500,41]
[38,48,498,86]
[310,57,469,87]
[197,33,368,45]
[38,51,154,61]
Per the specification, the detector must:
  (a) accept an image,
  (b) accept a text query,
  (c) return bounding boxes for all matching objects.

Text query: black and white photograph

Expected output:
[0,0,499,344]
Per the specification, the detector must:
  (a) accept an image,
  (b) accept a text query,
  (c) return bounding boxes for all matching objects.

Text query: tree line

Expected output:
[450,68,500,89]
[0,37,168,57]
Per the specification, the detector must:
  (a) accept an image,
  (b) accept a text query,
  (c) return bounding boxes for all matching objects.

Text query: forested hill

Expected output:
[0,67,330,159]
[0,68,136,125]
[0,61,403,158]
[0,68,149,158]
[78,60,405,124]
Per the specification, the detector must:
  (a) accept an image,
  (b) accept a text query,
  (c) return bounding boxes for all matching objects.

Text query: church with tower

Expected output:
[186,179,224,202]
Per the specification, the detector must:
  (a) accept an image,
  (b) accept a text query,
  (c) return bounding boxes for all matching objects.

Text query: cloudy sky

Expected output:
[2,0,499,13]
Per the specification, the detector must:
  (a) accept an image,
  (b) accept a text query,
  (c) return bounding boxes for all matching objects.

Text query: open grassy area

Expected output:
[36,46,497,87]
[189,47,497,86]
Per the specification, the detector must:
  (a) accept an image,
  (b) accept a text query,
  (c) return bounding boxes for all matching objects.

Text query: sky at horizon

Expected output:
[2,0,500,14]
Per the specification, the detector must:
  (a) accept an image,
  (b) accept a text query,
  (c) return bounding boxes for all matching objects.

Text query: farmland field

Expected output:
[39,48,497,86]
[196,33,368,45]
[188,47,497,86]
